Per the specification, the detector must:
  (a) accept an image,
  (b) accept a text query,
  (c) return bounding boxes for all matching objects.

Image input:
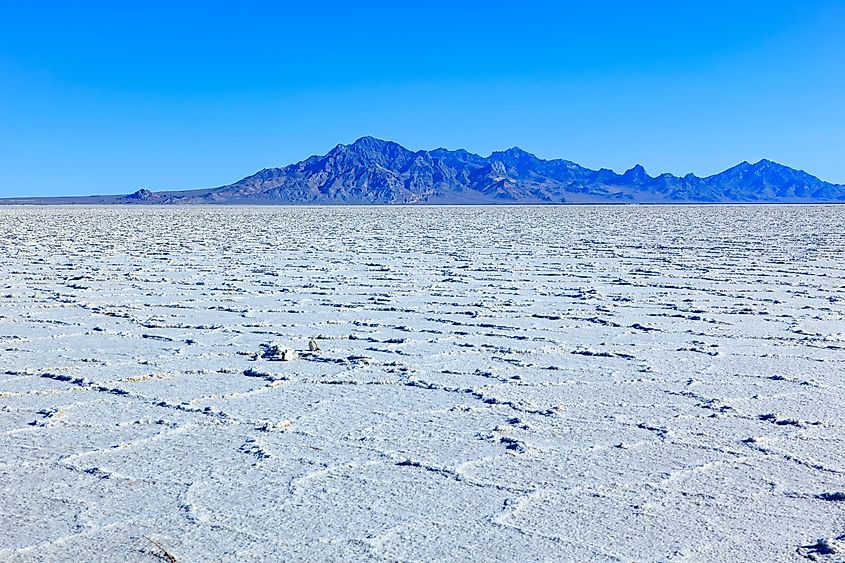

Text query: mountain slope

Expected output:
[191,137,845,204]
[3,137,843,204]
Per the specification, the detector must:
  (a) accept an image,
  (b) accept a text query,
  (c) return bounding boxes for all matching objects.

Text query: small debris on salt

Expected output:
[262,342,298,361]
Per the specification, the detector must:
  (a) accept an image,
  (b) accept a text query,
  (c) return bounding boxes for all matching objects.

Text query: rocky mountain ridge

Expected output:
[5,137,844,204]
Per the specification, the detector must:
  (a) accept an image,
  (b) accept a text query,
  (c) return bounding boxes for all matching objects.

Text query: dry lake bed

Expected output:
[1,205,844,562]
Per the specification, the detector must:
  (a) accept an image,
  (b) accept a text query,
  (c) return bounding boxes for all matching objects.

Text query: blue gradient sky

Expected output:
[1,1,843,196]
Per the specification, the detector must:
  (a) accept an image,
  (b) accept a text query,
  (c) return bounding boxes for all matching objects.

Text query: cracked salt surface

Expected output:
[1,205,844,562]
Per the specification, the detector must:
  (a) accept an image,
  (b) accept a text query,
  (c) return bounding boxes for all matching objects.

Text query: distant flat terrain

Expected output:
[1,205,844,561]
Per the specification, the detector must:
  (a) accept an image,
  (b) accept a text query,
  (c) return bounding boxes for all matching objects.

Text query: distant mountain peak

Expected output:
[750,158,791,171]
[490,146,532,157]
[350,135,389,147]
[622,164,650,182]
[22,136,839,206]
[125,188,155,200]
[488,147,539,170]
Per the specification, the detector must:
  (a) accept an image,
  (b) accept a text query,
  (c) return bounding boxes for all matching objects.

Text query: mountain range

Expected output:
[4,136,844,204]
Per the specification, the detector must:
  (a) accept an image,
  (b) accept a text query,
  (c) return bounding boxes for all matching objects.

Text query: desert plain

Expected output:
[1,205,844,561]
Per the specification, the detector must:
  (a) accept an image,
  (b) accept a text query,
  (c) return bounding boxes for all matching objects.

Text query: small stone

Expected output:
[348,355,373,365]
[262,342,298,361]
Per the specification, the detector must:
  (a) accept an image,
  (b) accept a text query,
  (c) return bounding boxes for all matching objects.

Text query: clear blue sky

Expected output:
[1,1,843,197]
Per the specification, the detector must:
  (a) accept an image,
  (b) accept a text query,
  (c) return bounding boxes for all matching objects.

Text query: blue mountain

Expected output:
[4,137,843,204]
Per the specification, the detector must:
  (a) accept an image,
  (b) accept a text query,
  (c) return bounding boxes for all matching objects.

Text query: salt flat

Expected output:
[1,205,844,562]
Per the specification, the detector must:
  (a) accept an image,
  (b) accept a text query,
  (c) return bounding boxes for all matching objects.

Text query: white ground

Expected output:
[1,205,844,562]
